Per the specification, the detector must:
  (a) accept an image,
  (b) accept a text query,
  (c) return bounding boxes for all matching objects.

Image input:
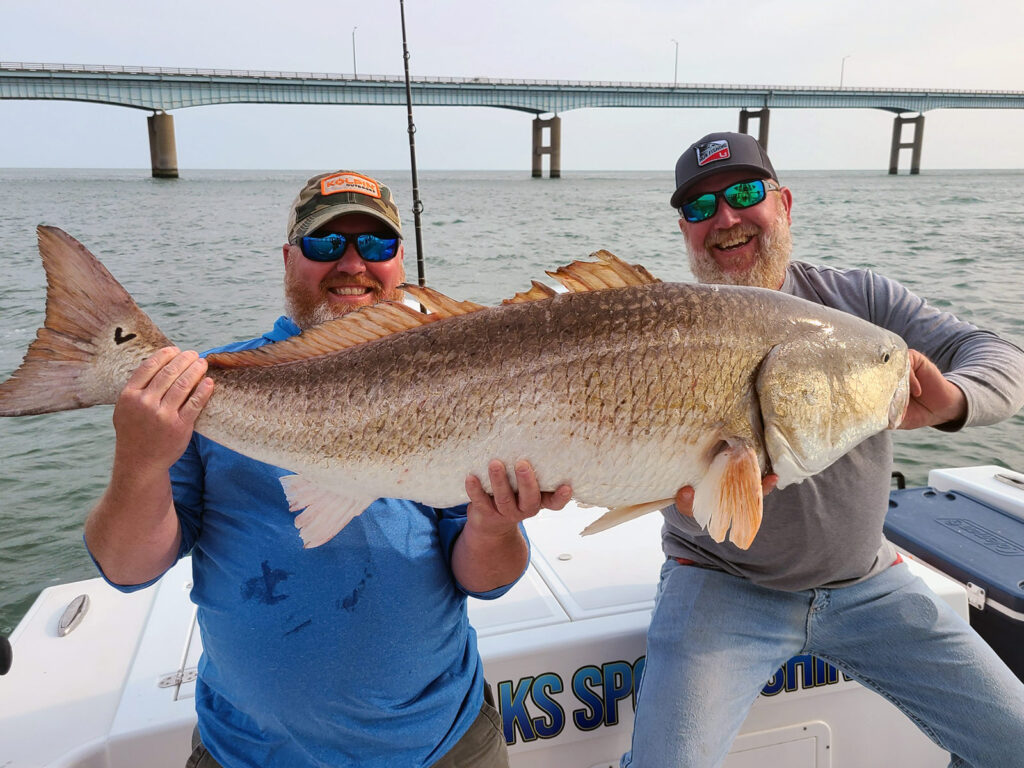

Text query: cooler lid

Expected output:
[885,487,1024,613]
[928,466,1024,523]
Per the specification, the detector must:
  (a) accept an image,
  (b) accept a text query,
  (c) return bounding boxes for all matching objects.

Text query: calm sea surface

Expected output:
[2,168,1023,633]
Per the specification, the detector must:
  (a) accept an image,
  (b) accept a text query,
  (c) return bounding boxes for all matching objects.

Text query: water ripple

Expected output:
[2,168,1024,631]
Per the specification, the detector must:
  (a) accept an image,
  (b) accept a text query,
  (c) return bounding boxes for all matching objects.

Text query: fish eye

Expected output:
[882,352,890,363]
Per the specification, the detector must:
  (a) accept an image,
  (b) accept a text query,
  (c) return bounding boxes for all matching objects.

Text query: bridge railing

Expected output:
[2,62,1023,97]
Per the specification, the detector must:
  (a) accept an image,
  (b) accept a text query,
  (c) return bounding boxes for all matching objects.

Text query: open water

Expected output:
[2,167,1023,634]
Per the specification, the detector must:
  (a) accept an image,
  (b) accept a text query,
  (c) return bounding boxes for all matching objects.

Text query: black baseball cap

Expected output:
[670,132,778,209]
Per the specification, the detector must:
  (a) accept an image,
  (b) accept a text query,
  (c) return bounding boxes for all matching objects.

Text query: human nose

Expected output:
[709,196,742,227]
[333,242,366,274]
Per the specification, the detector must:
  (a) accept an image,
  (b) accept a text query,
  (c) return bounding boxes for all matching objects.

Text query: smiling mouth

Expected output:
[712,233,756,251]
[328,286,373,297]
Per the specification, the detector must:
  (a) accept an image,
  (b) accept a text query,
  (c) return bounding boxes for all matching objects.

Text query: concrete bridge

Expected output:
[4,62,1024,179]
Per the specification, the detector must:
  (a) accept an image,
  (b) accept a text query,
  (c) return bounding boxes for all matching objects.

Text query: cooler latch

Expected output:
[965,582,986,611]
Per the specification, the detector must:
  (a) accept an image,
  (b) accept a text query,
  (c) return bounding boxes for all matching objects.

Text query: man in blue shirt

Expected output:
[84,170,571,767]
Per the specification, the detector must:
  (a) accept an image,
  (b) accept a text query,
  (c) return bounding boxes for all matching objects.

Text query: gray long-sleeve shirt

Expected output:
[661,260,1024,591]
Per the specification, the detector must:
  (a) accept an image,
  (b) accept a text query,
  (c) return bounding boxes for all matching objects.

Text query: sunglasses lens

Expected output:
[300,234,347,261]
[723,180,766,210]
[681,194,718,223]
[356,234,399,262]
[299,234,399,262]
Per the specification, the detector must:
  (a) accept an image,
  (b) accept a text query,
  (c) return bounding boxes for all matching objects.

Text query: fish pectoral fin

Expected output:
[692,442,764,550]
[279,475,374,549]
[579,498,675,536]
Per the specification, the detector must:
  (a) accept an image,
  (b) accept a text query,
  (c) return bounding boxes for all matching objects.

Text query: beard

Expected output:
[685,204,793,289]
[284,269,406,330]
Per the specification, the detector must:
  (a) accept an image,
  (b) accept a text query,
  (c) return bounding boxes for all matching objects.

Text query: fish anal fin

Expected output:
[208,302,433,368]
[279,474,375,549]
[546,250,662,294]
[580,497,675,536]
[693,442,764,550]
[401,284,486,317]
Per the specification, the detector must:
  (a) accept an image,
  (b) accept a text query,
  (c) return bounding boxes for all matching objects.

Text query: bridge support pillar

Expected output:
[738,108,770,150]
[147,111,179,179]
[532,115,561,179]
[889,114,924,175]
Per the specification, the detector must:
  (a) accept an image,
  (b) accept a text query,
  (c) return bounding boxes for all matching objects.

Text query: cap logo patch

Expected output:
[696,140,730,167]
[320,172,381,199]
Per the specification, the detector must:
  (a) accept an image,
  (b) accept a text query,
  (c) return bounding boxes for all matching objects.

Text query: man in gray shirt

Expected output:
[622,132,1024,768]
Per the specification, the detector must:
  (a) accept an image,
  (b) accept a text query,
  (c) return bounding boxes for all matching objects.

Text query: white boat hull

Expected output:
[1,493,976,768]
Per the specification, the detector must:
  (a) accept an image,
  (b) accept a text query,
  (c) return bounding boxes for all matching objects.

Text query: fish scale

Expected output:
[0,228,909,550]
[197,284,860,501]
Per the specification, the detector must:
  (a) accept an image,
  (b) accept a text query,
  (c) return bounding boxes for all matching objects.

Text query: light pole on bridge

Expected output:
[672,39,679,87]
[352,26,358,78]
[840,54,851,87]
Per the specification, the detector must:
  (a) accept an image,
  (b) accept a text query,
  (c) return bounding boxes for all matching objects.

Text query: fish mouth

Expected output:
[888,356,912,429]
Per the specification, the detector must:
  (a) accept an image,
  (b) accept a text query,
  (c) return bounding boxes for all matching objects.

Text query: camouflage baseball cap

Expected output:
[286,170,402,243]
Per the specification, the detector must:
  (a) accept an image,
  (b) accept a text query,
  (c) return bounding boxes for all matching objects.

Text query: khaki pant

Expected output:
[186,700,508,768]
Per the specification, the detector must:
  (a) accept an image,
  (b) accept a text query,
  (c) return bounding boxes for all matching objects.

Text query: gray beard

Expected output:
[686,208,793,289]
[283,267,406,331]
[284,292,336,330]
[283,271,340,330]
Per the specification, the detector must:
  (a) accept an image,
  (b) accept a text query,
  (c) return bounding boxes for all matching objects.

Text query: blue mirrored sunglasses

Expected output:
[298,232,400,263]
[679,179,781,223]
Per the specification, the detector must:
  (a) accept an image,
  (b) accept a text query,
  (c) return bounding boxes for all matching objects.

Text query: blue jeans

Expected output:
[622,559,1024,768]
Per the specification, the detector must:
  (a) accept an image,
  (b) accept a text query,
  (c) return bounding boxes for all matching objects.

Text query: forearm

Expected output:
[875,273,1024,426]
[944,335,1024,427]
[451,523,529,593]
[84,456,182,586]
[82,347,211,585]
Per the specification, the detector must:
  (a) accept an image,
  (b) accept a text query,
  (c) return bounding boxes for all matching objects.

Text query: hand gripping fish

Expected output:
[0,227,909,550]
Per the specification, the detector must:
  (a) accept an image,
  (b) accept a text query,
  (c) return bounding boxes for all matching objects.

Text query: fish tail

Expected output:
[0,226,173,416]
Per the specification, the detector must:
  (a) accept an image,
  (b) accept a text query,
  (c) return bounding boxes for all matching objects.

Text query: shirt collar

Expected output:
[264,315,303,342]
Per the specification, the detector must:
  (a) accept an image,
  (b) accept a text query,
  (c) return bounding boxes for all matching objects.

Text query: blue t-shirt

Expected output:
[92,317,522,767]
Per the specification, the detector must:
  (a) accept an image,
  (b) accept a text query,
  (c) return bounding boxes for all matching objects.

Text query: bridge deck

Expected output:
[4,62,1024,114]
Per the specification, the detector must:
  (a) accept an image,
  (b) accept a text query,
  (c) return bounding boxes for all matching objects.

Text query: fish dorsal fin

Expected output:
[502,250,660,305]
[546,250,661,295]
[502,280,558,305]
[401,284,487,317]
[207,301,433,368]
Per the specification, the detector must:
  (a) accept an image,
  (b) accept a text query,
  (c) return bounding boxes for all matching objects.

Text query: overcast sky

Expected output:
[3,0,1024,172]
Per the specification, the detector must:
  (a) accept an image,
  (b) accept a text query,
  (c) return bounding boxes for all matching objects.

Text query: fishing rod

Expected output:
[399,0,426,292]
